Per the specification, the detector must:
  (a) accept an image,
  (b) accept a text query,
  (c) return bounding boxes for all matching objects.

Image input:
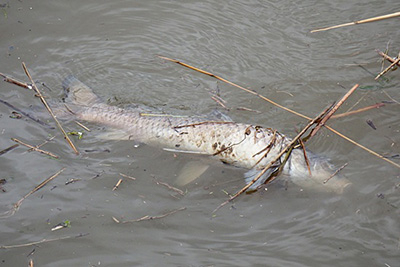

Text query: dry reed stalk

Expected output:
[21,63,79,155]
[0,72,31,89]
[0,233,87,249]
[331,103,385,119]
[311,84,359,137]
[159,56,400,170]
[116,207,186,223]
[376,49,400,67]
[11,138,59,159]
[310,11,400,33]
[375,52,400,80]
[0,168,65,218]
[213,106,331,213]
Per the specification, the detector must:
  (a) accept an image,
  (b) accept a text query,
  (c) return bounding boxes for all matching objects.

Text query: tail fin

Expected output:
[63,75,100,107]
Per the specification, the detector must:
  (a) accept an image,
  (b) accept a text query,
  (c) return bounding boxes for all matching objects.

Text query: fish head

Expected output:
[284,149,351,194]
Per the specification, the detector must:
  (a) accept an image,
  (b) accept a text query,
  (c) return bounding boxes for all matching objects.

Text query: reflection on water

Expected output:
[0,0,399,266]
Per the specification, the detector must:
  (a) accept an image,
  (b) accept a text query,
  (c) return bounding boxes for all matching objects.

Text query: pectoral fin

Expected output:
[244,167,278,191]
[176,161,209,186]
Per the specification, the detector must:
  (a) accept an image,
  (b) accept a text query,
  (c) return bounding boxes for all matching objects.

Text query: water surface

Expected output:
[0,0,399,266]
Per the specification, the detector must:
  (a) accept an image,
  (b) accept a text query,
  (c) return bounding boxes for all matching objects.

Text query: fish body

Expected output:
[62,76,351,192]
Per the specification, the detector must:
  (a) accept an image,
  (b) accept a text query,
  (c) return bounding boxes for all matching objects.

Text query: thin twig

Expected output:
[159,56,400,170]
[0,144,19,156]
[0,168,65,218]
[154,179,185,196]
[29,259,33,267]
[310,11,400,33]
[375,52,400,80]
[213,106,332,213]
[21,62,79,155]
[331,102,385,119]
[311,84,359,137]
[324,163,348,184]
[211,96,229,110]
[11,138,59,159]
[236,106,261,113]
[27,135,56,152]
[299,138,312,176]
[0,72,31,89]
[119,173,136,180]
[75,121,91,132]
[117,207,186,223]
[0,233,87,249]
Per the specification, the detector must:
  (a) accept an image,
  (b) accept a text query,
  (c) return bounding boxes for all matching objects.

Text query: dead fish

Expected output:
[61,76,351,193]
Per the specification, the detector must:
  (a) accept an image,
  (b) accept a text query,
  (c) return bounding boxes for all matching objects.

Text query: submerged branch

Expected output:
[0,144,19,156]
[0,98,54,128]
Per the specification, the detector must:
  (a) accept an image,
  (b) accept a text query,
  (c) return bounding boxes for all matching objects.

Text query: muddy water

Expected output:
[0,0,399,266]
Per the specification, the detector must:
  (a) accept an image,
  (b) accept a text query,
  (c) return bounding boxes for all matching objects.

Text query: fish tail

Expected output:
[62,75,100,107]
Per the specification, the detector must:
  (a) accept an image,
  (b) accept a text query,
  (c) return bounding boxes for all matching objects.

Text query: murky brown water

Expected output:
[1,0,399,266]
